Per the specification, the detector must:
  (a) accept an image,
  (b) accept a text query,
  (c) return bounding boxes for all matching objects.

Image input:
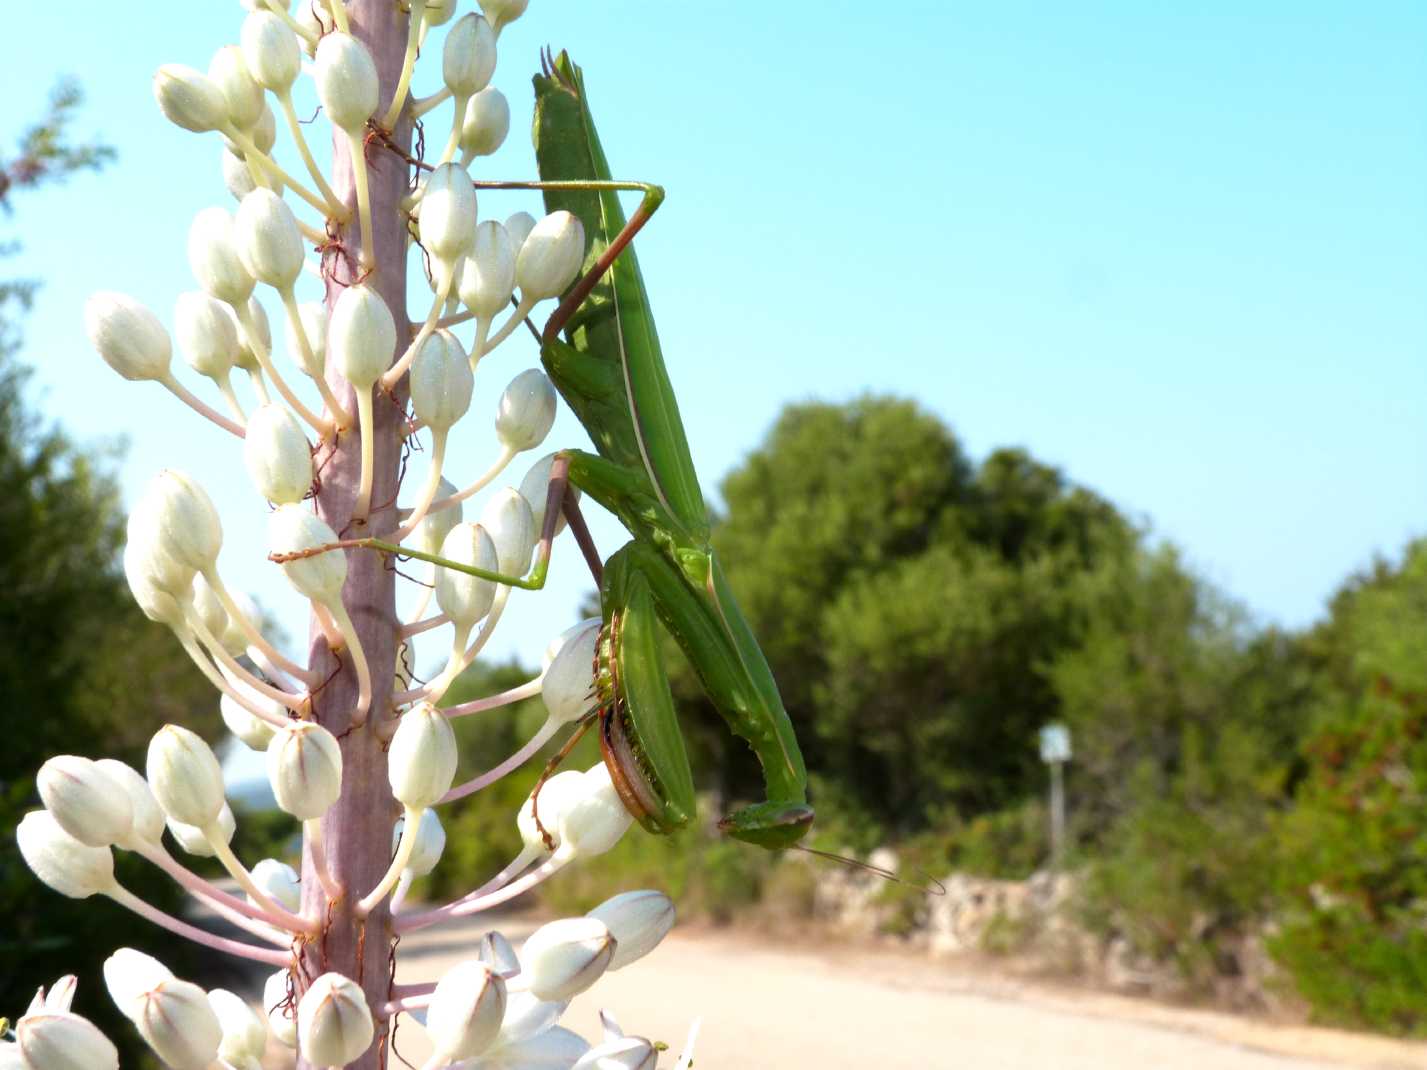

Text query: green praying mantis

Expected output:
[276,50,814,851]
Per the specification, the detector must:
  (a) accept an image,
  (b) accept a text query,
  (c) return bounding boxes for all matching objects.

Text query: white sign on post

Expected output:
[1039,723,1071,764]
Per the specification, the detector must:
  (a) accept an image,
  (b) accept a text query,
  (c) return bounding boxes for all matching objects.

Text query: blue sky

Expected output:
[3,1,1425,673]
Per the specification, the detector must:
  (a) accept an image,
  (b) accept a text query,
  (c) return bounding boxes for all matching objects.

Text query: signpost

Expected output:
[1038,723,1072,867]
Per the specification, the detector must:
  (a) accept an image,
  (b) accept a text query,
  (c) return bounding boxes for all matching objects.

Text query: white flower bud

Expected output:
[293,2,329,55]
[189,206,257,306]
[427,960,506,1061]
[558,765,633,858]
[146,724,226,828]
[480,487,536,576]
[284,300,328,378]
[504,210,536,251]
[516,211,585,301]
[480,0,529,33]
[250,102,278,153]
[221,146,258,200]
[496,368,558,452]
[103,947,173,1022]
[515,769,585,854]
[393,807,446,876]
[16,1012,118,1070]
[153,64,229,133]
[267,721,343,820]
[232,295,270,371]
[209,988,268,1068]
[191,573,230,639]
[389,704,457,809]
[16,811,115,899]
[541,619,600,727]
[297,972,374,1067]
[414,478,462,554]
[174,290,241,380]
[166,803,235,857]
[269,504,347,603]
[329,283,395,389]
[241,10,302,92]
[37,756,133,849]
[249,858,302,914]
[94,759,166,848]
[443,14,497,97]
[140,469,223,572]
[587,890,676,970]
[220,683,281,751]
[543,618,602,672]
[458,219,516,318]
[235,187,304,289]
[208,45,264,130]
[125,505,195,600]
[434,522,499,629]
[420,163,478,265]
[519,452,579,537]
[493,990,567,1048]
[264,970,297,1047]
[460,86,510,157]
[84,292,172,382]
[424,0,458,26]
[410,330,473,432]
[133,977,223,1070]
[314,32,378,132]
[244,402,314,503]
[122,543,187,630]
[519,917,615,1001]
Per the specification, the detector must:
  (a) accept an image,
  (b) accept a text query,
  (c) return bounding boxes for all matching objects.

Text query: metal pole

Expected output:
[1049,759,1065,868]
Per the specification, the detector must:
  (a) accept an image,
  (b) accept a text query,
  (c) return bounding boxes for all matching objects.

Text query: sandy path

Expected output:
[388,911,1427,1070]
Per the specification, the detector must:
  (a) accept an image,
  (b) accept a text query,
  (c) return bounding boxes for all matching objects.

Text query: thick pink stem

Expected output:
[441,677,543,719]
[296,4,413,1068]
[440,720,558,803]
[396,855,567,934]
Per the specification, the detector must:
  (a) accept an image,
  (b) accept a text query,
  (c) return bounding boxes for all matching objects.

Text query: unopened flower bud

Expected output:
[220,683,281,751]
[141,469,223,572]
[241,10,302,92]
[16,1012,118,1070]
[496,368,557,452]
[267,721,342,820]
[154,65,229,133]
[460,86,510,157]
[389,704,457,809]
[103,948,174,1022]
[434,522,499,629]
[329,283,395,389]
[427,960,506,1061]
[208,45,264,130]
[425,0,458,26]
[174,290,241,380]
[250,102,277,153]
[458,219,516,318]
[125,505,195,601]
[122,543,187,630]
[444,14,497,98]
[250,858,302,914]
[191,573,229,638]
[543,618,601,671]
[410,330,473,431]
[189,206,257,306]
[16,811,115,899]
[541,619,600,727]
[264,970,297,1047]
[394,807,446,876]
[558,764,634,858]
[515,769,585,854]
[222,146,258,200]
[505,210,536,251]
[146,724,226,828]
[415,479,462,554]
[477,929,521,975]
[85,292,172,382]
[132,977,223,1070]
[166,803,235,857]
[285,300,328,378]
[95,759,166,848]
[37,756,133,849]
[587,890,676,970]
[232,295,270,371]
[314,32,378,132]
[516,211,585,301]
[209,988,268,1068]
[480,0,529,33]
[297,972,375,1067]
[519,452,579,537]
[519,917,615,1001]
[481,487,536,576]
[419,163,478,265]
[244,402,314,503]
[269,504,346,603]
[235,188,304,289]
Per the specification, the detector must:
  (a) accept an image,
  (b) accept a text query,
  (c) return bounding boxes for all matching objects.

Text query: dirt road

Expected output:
[390,912,1427,1070]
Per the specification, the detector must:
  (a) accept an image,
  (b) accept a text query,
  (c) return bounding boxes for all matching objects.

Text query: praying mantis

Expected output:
[275,50,814,851]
